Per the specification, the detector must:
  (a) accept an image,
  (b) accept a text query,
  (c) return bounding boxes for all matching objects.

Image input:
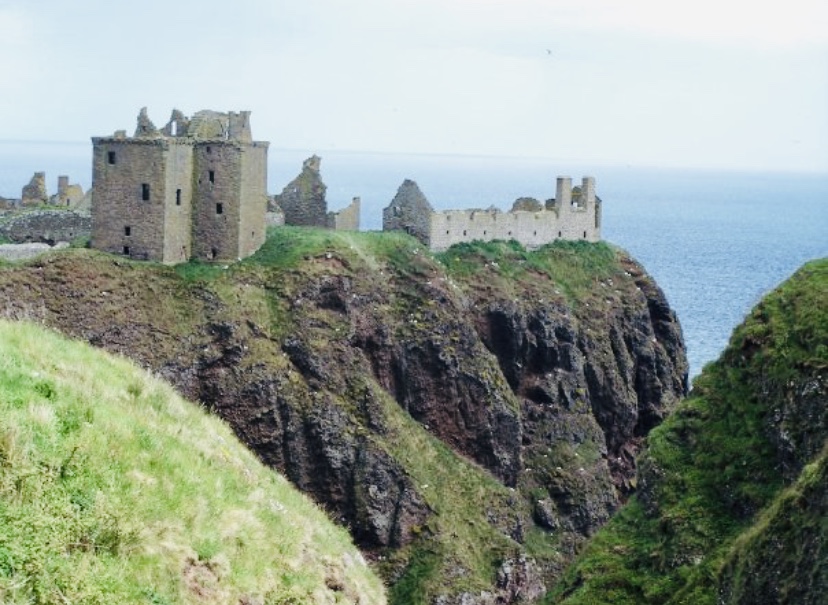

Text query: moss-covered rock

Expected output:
[0,228,688,603]
[551,258,828,605]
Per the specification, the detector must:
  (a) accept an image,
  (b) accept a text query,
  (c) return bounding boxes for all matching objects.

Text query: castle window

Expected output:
[483,230,487,235]
[209,170,215,184]
[107,151,116,165]
[216,203,223,215]
[463,230,467,236]
[558,231,562,237]
[210,248,218,259]
[446,230,450,234]
[141,183,150,201]
[206,146,212,154]
[123,246,130,256]
[533,231,537,236]
[583,230,587,238]
[176,189,182,205]
[124,226,131,236]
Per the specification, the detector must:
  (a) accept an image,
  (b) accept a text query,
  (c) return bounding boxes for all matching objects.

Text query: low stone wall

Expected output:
[0,242,69,262]
[0,210,91,244]
[327,197,360,231]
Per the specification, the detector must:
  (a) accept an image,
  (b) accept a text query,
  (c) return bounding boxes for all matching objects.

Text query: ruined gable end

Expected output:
[382,179,434,246]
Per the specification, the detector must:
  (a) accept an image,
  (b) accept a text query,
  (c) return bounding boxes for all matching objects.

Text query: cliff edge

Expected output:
[0,228,688,603]
[552,258,827,605]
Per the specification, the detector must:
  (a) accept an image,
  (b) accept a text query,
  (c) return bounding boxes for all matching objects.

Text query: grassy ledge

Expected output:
[0,320,386,605]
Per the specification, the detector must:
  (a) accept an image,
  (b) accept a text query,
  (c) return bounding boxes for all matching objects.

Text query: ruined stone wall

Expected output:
[327,197,360,231]
[91,138,169,261]
[382,179,434,246]
[55,176,85,207]
[277,156,328,227]
[237,142,268,258]
[0,210,91,244]
[161,141,194,264]
[428,210,557,252]
[21,172,48,206]
[424,176,601,252]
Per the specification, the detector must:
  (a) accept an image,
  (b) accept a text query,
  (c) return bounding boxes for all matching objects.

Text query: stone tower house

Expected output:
[91,108,268,264]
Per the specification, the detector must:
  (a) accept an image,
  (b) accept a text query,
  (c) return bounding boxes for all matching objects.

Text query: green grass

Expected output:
[244,226,428,274]
[374,387,523,603]
[435,239,619,301]
[0,320,386,605]
[550,258,828,604]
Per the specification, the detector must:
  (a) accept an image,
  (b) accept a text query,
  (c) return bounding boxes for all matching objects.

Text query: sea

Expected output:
[2,141,827,379]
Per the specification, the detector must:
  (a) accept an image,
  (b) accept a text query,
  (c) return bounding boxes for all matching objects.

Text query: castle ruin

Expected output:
[383,176,602,251]
[91,108,268,264]
[272,155,360,231]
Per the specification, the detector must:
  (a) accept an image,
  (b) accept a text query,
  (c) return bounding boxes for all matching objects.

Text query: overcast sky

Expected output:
[1,0,826,172]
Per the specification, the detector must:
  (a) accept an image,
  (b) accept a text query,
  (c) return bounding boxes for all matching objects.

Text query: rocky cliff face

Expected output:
[0,230,688,603]
[553,258,827,605]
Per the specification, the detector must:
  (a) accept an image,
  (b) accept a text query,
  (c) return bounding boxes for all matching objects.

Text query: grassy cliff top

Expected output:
[550,257,828,604]
[0,320,386,605]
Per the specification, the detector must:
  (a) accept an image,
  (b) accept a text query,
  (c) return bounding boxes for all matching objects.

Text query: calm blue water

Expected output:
[2,141,826,378]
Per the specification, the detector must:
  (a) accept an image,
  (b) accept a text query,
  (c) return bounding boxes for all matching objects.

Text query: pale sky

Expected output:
[1,0,827,172]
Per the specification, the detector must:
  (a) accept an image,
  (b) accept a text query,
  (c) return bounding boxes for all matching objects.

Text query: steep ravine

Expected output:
[0,230,688,603]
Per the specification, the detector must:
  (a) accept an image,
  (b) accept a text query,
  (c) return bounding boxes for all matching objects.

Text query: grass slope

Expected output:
[0,227,676,604]
[0,320,386,605]
[550,258,828,604]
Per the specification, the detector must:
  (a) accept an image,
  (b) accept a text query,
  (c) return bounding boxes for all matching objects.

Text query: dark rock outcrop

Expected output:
[554,258,827,605]
[0,234,687,603]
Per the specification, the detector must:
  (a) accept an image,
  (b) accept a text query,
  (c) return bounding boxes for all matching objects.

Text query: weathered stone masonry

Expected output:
[384,176,602,251]
[91,108,268,264]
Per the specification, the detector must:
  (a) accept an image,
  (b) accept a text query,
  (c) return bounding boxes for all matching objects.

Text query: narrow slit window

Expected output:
[209,170,215,184]
[583,230,587,238]
[216,203,223,215]
[141,183,150,201]
[176,189,182,205]
[107,151,116,165]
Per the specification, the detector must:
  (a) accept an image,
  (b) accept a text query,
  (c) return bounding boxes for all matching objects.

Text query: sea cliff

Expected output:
[552,258,828,605]
[0,228,688,603]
